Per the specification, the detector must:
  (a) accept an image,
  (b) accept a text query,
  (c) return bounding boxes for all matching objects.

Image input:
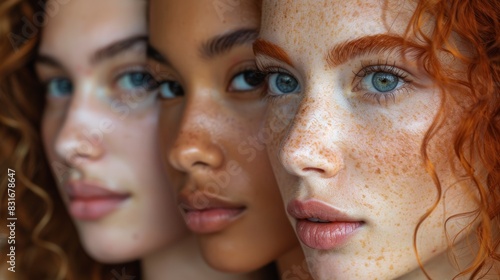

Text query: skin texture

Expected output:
[256,0,482,279]
[149,0,308,277]
[36,0,188,272]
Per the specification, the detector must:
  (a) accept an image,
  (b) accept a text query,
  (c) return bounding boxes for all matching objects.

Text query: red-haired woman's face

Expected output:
[148,0,300,273]
[256,0,480,279]
[36,0,187,263]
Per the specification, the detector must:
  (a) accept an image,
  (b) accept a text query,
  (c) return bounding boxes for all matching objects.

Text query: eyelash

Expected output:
[257,61,413,105]
[255,65,294,102]
[353,62,413,104]
[113,65,158,85]
[227,64,266,93]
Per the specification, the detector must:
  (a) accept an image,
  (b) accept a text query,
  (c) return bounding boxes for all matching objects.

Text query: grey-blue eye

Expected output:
[229,70,265,91]
[158,81,184,99]
[117,71,157,91]
[360,71,404,94]
[47,78,73,97]
[371,72,400,92]
[268,73,300,96]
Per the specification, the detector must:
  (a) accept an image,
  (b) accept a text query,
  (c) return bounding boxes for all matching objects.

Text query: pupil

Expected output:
[276,74,298,93]
[169,82,184,96]
[58,79,72,93]
[243,71,265,86]
[372,72,398,92]
[131,73,146,86]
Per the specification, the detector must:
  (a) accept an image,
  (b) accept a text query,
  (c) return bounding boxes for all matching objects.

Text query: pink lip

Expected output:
[65,181,130,221]
[179,192,246,234]
[287,199,364,250]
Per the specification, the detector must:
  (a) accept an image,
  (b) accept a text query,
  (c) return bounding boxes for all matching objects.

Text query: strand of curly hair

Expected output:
[0,0,140,279]
[405,0,500,279]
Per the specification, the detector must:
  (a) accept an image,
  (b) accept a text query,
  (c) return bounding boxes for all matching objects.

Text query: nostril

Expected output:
[303,167,325,173]
[192,161,209,167]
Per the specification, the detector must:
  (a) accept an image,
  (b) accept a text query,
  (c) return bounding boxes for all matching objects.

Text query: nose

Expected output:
[54,94,105,166]
[168,97,224,172]
[279,95,345,179]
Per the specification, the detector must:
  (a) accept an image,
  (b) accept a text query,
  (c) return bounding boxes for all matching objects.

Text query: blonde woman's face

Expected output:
[36,0,187,262]
[256,0,479,278]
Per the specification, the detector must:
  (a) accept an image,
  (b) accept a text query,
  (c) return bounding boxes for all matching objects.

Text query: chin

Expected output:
[83,242,140,264]
[204,256,264,273]
[200,240,271,273]
[77,230,141,264]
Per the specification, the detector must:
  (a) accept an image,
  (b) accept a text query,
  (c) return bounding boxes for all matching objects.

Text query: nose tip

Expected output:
[54,113,105,167]
[56,130,104,166]
[168,133,224,172]
[280,146,344,179]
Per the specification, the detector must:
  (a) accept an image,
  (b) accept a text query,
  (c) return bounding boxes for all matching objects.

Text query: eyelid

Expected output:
[36,64,71,86]
[227,60,260,81]
[41,75,71,86]
[226,65,264,93]
[111,64,152,83]
[255,56,276,73]
[149,65,179,84]
[352,62,414,104]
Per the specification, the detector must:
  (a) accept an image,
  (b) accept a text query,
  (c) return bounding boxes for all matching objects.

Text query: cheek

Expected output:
[349,106,441,216]
[41,110,61,162]
[263,107,301,203]
[158,105,179,158]
[264,98,301,156]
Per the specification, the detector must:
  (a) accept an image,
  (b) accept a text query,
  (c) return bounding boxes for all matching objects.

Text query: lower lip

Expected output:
[69,196,128,221]
[184,208,245,234]
[296,220,362,250]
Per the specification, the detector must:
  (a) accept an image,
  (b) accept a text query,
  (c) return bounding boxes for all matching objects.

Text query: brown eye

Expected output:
[229,70,265,92]
[158,80,184,99]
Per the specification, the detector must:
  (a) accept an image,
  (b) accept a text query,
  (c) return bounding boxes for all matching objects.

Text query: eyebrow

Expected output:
[327,34,424,67]
[200,28,258,59]
[146,44,170,65]
[35,55,63,68]
[91,35,148,64]
[252,38,293,66]
[36,35,148,69]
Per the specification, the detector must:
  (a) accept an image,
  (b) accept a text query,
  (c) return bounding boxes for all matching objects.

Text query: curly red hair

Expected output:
[406,0,499,278]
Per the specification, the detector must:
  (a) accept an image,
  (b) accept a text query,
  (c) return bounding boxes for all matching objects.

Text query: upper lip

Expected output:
[65,181,130,200]
[178,191,245,211]
[287,199,360,222]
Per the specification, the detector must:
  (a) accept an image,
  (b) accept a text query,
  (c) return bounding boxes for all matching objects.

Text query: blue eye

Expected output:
[117,71,158,91]
[47,78,73,97]
[158,81,184,99]
[229,70,265,92]
[361,71,405,93]
[365,72,402,92]
[268,72,300,96]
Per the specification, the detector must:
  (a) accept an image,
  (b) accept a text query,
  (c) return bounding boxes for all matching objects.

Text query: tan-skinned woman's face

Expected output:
[149,0,299,272]
[37,0,187,263]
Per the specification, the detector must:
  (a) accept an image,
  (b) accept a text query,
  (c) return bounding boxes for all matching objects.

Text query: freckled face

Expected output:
[38,0,187,263]
[257,0,478,279]
[149,0,298,273]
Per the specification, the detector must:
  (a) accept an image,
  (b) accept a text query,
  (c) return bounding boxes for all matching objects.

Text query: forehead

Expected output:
[39,0,146,61]
[149,0,259,45]
[260,0,417,57]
